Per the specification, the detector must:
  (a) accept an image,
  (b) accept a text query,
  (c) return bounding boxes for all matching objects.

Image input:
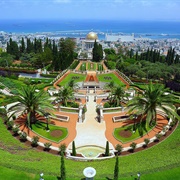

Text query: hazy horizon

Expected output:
[0,0,180,21]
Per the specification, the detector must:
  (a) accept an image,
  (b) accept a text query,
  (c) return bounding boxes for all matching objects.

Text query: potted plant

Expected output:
[144,138,150,147]
[12,126,19,136]
[130,142,137,153]
[44,142,52,151]
[19,132,27,142]
[115,144,123,155]
[31,136,39,147]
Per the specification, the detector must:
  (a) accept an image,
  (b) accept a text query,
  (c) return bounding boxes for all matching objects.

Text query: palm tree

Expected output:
[105,81,116,91]
[109,86,127,107]
[56,86,74,107]
[8,85,54,129]
[68,79,79,91]
[127,82,180,127]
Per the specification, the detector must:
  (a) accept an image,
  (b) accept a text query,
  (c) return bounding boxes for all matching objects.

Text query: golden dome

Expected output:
[86,32,98,40]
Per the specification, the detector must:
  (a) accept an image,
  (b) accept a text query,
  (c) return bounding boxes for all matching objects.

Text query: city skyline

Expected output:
[0,0,180,21]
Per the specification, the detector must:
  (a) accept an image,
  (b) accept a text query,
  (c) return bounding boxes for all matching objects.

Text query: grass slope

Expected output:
[0,117,180,179]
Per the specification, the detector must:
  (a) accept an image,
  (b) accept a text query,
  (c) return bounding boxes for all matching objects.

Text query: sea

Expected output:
[1,19,180,40]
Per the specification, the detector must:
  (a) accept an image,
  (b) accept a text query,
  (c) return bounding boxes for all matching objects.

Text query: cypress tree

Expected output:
[9,38,19,59]
[6,42,10,54]
[135,51,138,60]
[105,141,109,156]
[60,151,66,180]
[58,38,75,70]
[26,38,33,53]
[20,37,25,54]
[34,38,37,53]
[175,54,179,64]
[92,40,98,61]
[98,44,103,60]
[72,141,76,156]
[146,48,149,61]
[114,156,119,180]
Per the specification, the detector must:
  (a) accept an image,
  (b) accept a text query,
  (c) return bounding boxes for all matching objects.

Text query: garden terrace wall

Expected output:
[59,106,79,113]
[103,107,123,113]
[113,115,130,122]
[50,114,69,122]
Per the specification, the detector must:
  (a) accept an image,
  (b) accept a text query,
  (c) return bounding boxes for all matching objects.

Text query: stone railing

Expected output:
[50,69,68,84]
[115,69,134,85]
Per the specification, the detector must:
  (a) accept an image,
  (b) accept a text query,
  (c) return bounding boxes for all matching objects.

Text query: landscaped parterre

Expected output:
[0,60,180,180]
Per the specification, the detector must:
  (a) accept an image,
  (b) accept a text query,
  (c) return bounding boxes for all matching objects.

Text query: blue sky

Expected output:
[0,0,180,21]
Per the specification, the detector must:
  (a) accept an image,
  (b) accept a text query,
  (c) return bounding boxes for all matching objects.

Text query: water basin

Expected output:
[76,146,105,158]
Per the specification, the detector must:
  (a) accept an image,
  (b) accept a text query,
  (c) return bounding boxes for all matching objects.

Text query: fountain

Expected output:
[76,146,105,158]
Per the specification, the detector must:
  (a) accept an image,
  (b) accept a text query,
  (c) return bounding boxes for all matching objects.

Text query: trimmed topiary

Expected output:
[105,141,110,156]
[72,141,76,156]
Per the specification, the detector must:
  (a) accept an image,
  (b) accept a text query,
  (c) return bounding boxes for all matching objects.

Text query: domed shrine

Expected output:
[86,32,98,40]
[84,32,99,50]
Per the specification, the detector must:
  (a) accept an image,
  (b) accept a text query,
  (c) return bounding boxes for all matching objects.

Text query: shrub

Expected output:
[3,116,8,124]
[105,141,110,156]
[82,105,87,114]
[31,136,39,147]
[130,142,137,152]
[115,144,123,154]
[170,119,178,128]
[72,141,76,156]
[155,133,162,141]
[19,132,27,142]
[104,102,110,108]
[7,120,14,130]
[69,60,79,69]
[44,142,52,151]
[144,138,150,147]
[59,143,67,154]
[12,126,19,135]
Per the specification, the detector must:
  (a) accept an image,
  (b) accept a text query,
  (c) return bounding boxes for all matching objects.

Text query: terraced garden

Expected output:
[0,115,180,179]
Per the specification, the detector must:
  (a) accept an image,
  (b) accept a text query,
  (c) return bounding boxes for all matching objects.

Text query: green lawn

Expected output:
[114,123,154,143]
[97,63,103,71]
[97,73,126,87]
[88,62,96,70]
[58,73,86,86]
[80,62,86,71]
[31,121,68,143]
[0,116,180,179]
